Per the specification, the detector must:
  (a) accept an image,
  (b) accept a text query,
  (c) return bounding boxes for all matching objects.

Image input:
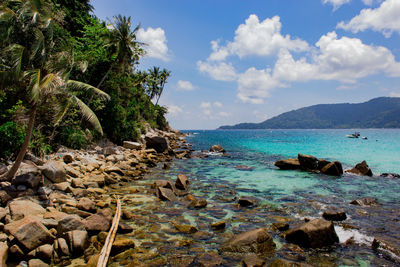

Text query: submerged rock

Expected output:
[238,197,256,207]
[242,253,265,267]
[284,219,339,248]
[222,228,275,254]
[298,154,318,170]
[346,160,373,176]
[197,251,225,267]
[274,159,300,170]
[175,174,189,191]
[320,161,343,176]
[174,224,198,234]
[350,197,379,206]
[322,207,347,221]
[209,145,225,153]
[156,187,177,202]
[380,172,400,179]
[234,165,254,171]
[211,221,226,230]
[188,198,207,209]
[269,258,312,267]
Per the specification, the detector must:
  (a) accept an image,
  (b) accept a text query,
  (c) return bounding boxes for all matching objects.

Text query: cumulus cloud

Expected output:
[322,0,351,10]
[337,0,400,37]
[238,67,283,104]
[199,101,227,117]
[213,101,223,107]
[137,27,170,61]
[176,80,195,91]
[208,15,308,61]
[197,61,237,81]
[167,104,183,116]
[200,102,211,109]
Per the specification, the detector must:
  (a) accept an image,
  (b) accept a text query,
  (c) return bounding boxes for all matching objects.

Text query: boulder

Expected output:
[298,154,318,170]
[175,174,189,191]
[238,197,255,207]
[4,216,54,251]
[28,259,50,267]
[321,161,343,176]
[77,198,96,212]
[111,236,135,255]
[57,215,85,234]
[242,253,265,267]
[0,242,7,267]
[145,134,169,153]
[271,222,289,232]
[9,199,46,221]
[156,187,177,202]
[284,219,338,248]
[123,141,142,150]
[83,214,110,233]
[346,161,373,176]
[223,228,276,254]
[209,145,225,153]
[34,244,53,263]
[317,159,330,171]
[188,198,207,209]
[41,160,67,183]
[62,154,74,164]
[211,221,226,230]
[274,159,300,170]
[322,207,347,221]
[55,238,70,257]
[64,230,88,255]
[12,173,41,189]
[350,197,379,206]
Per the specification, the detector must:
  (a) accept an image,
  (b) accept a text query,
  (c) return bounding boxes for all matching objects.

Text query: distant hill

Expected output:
[219,97,400,129]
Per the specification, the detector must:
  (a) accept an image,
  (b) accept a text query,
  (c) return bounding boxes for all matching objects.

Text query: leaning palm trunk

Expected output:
[1,104,38,181]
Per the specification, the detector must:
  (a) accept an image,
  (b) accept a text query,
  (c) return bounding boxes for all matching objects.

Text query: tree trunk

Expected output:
[155,87,164,106]
[1,104,38,181]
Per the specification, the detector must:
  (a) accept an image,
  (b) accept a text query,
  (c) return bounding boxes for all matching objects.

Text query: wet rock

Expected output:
[223,228,276,254]
[298,154,318,170]
[41,160,67,183]
[77,198,96,212]
[380,172,400,179]
[321,161,343,176]
[211,221,226,230]
[193,231,213,240]
[57,215,85,234]
[238,197,255,207]
[174,224,198,234]
[175,174,189,191]
[145,134,169,153]
[156,187,177,201]
[271,222,289,232]
[242,253,265,267]
[372,237,400,264]
[317,159,330,171]
[123,141,142,150]
[28,259,50,267]
[350,197,379,206]
[63,154,74,164]
[269,258,312,267]
[277,243,306,262]
[111,236,135,255]
[346,160,373,176]
[9,199,46,220]
[198,251,225,267]
[322,207,347,221]
[117,222,133,234]
[188,198,208,209]
[274,159,300,170]
[234,165,254,171]
[5,216,54,251]
[284,218,338,248]
[0,242,7,267]
[83,214,110,233]
[64,230,88,255]
[209,145,225,153]
[12,173,41,189]
[168,254,196,267]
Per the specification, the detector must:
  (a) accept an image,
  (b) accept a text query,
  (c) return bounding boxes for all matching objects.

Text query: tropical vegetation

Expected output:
[0,0,171,179]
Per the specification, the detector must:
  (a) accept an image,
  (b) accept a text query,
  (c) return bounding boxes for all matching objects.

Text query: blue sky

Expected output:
[91,0,400,129]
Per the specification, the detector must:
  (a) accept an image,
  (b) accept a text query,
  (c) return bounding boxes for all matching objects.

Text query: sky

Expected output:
[91,0,400,130]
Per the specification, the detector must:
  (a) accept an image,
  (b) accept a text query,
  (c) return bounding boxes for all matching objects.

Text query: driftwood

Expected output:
[97,197,122,267]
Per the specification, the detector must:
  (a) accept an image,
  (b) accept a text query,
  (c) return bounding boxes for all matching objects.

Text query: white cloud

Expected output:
[322,0,351,10]
[167,104,183,116]
[237,67,283,104]
[218,111,230,117]
[337,0,400,37]
[176,80,195,91]
[208,15,308,61]
[213,101,223,107]
[137,27,170,61]
[197,61,237,81]
[200,102,211,109]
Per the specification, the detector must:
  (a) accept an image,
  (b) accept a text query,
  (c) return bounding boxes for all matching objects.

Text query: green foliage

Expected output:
[30,129,53,158]
[61,126,89,149]
[0,122,25,159]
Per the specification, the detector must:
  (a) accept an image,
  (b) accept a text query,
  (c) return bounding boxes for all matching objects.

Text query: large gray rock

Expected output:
[274,159,301,170]
[4,216,54,251]
[77,198,96,212]
[83,214,110,233]
[41,160,66,183]
[346,160,373,176]
[9,199,46,221]
[57,215,85,234]
[123,141,142,150]
[223,228,276,254]
[12,173,41,189]
[284,219,339,248]
[145,134,169,153]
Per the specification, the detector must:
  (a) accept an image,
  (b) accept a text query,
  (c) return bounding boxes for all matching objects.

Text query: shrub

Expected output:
[0,122,25,159]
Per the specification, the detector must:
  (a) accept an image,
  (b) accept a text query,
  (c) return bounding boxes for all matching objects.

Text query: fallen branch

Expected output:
[97,197,121,267]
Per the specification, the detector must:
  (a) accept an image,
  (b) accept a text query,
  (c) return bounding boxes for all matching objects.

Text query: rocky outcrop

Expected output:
[350,197,379,206]
[284,219,339,248]
[222,228,276,254]
[209,145,225,153]
[322,207,347,221]
[145,134,169,153]
[346,160,373,176]
[321,161,343,176]
[298,154,318,170]
[274,159,300,170]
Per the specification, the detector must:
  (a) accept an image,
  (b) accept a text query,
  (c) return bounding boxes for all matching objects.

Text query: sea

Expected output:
[126,129,400,266]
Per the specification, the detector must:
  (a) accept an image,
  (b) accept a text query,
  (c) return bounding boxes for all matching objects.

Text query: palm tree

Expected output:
[155,68,171,105]
[147,66,161,100]
[0,0,110,181]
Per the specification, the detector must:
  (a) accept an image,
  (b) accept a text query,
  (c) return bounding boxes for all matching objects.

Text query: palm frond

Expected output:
[31,28,44,59]
[71,95,103,135]
[5,44,25,79]
[53,98,72,126]
[27,69,41,103]
[67,80,110,100]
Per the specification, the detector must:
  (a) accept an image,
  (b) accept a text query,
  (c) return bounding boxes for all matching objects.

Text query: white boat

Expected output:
[346,132,360,138]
